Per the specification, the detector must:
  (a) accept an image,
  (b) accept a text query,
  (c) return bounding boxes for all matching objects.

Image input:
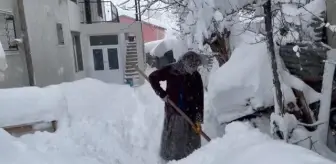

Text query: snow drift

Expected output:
[170,122,335,164]
[208,33,320,123]
[0,77,333,164]
[0,78,165,164]
[0,85,65,127]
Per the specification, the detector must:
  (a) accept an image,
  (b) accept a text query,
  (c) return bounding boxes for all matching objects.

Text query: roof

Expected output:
[119,14,167,30]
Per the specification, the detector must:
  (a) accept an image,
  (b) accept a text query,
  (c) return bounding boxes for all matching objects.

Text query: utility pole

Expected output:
[134,0,139,21]
[137,0,141,21]
[17,0,35,86]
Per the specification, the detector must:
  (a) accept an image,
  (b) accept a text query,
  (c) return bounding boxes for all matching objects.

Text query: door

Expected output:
[91,45,122,83]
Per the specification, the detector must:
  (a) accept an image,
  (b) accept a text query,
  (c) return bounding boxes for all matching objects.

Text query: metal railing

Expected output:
[79,1,119,24]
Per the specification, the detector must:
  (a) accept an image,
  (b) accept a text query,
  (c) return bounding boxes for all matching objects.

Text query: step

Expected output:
[126,54,138,58]
[125,72,139,76]
[126,61,138,65]
[126,52,137,55]
[126,58,138,62]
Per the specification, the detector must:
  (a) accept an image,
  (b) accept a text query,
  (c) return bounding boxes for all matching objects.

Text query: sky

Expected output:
[109,0,178,34]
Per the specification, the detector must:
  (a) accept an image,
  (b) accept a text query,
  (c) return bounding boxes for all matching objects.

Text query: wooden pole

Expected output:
[134,66,212,142]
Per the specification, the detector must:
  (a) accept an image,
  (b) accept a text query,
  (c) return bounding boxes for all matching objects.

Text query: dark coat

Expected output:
[148,63,204,123]
[149,63,204,161]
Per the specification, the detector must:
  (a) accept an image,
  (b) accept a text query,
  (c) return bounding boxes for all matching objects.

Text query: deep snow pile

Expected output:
[0,78,165,164]
[170,122,335,164]
[0,76,334,164]
[208,31,320,124]
[0,85,65,127]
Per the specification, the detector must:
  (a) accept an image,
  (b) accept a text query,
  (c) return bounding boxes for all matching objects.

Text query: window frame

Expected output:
[71,31,84,72]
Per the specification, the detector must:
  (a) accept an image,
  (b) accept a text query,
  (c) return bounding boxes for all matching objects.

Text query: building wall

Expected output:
[80,22,145,85]
[22,0,77,87]
[68,1,86,80]
[119,16,165,43]
[0,0,29,88]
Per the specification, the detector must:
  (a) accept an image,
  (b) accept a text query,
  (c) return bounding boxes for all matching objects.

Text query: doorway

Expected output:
[89,35,122,83]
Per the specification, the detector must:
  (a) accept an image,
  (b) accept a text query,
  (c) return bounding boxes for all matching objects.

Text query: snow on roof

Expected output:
[208,32,320,124]
[144,38,189,59]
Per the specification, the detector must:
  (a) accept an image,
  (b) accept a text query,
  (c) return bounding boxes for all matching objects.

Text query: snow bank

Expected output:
[208,38,320,123]
[170,122,335,164]
[0,128,102,164]
[0,78,165,164]
[0,85,65,127]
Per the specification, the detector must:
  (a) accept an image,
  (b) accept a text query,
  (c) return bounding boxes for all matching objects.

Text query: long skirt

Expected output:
[159,106,201,161]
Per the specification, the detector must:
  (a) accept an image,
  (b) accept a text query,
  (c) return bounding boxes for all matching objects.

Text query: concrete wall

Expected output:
[326,0,336,48]
[80,22,145,84]
[68,1,86,80]
[0,54,29,88]
[0,0,29,88]
[22,0,79,87]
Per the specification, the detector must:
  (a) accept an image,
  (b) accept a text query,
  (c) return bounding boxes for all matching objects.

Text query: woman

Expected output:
[148,51,204,162]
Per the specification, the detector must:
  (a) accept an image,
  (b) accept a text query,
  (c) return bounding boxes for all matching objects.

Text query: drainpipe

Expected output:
[16,0,35,86]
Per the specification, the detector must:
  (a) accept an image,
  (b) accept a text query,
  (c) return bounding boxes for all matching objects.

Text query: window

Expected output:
[89,35,118,46]
[71,32,83,72]
[56,23,64,45]
[93,49,104,70]
[107,48,119,69]
[97,0,103,17]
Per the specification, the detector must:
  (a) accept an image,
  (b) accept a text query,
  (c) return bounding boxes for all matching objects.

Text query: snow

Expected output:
[273,0,326,45]
[270,113,299,141]
[0,74,334,163]
[0,42,7,81]
[208,32,320,124]
[0,85,65,127]
[170,122,335,164]
[144,38,189,59]
[0,78,165,164]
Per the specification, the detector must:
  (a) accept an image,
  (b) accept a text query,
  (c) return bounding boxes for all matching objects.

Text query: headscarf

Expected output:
[173,51,203,74]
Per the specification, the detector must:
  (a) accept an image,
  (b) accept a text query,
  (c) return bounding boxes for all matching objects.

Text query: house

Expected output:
[0,0,145,88]
[119,14,166,43]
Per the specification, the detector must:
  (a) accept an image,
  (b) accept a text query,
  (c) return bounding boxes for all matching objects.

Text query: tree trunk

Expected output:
[264,0,284,114]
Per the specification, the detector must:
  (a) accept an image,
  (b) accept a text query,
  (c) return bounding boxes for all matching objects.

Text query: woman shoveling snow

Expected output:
[148,51,205,162]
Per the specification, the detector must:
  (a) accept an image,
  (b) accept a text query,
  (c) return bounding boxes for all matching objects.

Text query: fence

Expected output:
[79,1,119,24]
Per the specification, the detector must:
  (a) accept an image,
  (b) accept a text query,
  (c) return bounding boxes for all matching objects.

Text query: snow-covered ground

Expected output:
[0,73,334,164]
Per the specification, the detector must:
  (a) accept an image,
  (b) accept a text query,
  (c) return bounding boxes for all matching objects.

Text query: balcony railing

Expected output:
[79,1,119,24]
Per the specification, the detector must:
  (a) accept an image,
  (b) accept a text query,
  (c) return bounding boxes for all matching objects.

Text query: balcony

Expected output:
[79,0,119,24]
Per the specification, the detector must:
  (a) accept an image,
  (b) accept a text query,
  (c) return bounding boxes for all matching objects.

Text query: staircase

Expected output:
[124,41,140,86]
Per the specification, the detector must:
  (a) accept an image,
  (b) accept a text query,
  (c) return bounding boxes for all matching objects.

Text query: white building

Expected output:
[0,0,145,88]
